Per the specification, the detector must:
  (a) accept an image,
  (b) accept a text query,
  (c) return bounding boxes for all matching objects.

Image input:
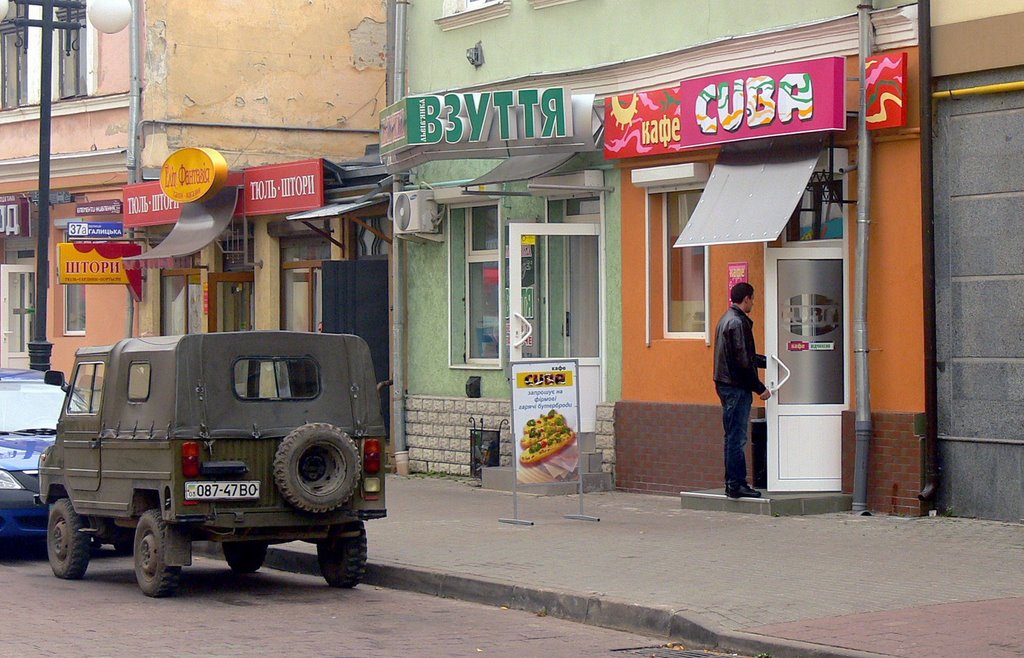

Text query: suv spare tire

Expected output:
[273,423,361,513]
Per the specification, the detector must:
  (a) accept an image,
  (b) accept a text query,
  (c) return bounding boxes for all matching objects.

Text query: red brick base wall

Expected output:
[615,401,925,516]
[841,410,925,516]
[614,401,763,495]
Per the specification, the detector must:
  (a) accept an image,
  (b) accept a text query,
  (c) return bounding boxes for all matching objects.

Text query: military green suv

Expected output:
[38,331,387,597]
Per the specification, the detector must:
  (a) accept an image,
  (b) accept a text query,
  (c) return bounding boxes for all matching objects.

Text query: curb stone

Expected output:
[195,542,893,658]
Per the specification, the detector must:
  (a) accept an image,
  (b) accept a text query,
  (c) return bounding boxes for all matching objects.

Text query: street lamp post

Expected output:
[0,0,131,371]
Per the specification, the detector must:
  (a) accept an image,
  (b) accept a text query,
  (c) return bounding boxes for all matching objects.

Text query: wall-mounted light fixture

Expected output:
[466,41,484,67]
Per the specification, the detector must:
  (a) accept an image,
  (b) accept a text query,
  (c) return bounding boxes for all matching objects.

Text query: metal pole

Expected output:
[28,0,54,371]
[390,0,410,473]
[851,1,875,512]
[125,0,141,338]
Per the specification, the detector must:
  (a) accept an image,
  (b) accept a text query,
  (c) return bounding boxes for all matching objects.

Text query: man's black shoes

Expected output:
[725,483,762,499]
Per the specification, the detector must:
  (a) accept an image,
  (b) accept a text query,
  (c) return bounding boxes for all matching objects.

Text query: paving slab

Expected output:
[223,474,1024,658]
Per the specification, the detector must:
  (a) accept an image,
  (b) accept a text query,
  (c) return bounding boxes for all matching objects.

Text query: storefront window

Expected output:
[448,205,501,366]
[161,271,202,335]
[467,206,500,361]
[281,237,328,332]
[785,176,845,242]
[64,284,86,335]
[665,190,707,336]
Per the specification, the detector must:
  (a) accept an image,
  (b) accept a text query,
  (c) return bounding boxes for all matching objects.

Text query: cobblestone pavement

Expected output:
[0,546,681,658]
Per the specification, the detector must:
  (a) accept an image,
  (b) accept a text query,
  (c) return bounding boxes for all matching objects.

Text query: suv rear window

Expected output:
[233,357,319,400]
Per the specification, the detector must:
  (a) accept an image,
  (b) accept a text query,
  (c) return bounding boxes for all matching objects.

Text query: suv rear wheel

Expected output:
[47,499,91,580]
[223,541,268,573]
[134,509,181,597]
[273,423,361,513]
[317,521,367,588]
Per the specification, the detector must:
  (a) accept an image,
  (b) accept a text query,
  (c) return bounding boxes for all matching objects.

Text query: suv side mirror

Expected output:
[44,370,67,391]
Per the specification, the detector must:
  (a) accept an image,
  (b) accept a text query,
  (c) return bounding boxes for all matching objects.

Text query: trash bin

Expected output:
[470,428,500,478]
[750,418,767,490]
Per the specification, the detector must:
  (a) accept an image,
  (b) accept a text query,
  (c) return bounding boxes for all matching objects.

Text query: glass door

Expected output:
[765,247,848,491]
[1,264,34,368]
[208,272,254,332]
[508,222,602,431]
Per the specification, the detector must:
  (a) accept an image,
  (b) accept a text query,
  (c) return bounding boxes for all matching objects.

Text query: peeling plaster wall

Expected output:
[141,0,386,169]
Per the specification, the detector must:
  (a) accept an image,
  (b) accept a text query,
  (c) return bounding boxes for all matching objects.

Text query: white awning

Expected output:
[123,187,238,269]
[674,137,823,248]
[286,196,388,221]
[466,153,576,187]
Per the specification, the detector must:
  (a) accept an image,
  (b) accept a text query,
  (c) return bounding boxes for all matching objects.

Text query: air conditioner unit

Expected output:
[392,189,441,241]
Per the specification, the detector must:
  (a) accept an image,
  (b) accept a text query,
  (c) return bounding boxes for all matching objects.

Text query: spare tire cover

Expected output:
[272,423,361,513]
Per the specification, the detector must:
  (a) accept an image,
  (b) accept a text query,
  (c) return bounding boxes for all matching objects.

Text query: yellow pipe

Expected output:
[932,80,1024,100]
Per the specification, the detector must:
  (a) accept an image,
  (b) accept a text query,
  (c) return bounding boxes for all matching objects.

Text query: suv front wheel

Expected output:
[47,498,91,580]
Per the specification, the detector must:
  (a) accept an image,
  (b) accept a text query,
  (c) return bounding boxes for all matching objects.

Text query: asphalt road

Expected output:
[0,542,681,658]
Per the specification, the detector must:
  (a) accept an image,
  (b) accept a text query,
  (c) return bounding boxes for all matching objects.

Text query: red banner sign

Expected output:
[123,173,245,228]
[678,57,846,149]
[604,86,685,159]
[123,181,182,227]
[243,159,324,216]
[0,194,31,237]
[866,52,907,130]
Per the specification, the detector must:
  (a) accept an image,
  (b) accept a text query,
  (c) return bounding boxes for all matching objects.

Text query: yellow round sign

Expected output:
[159,147,229,203]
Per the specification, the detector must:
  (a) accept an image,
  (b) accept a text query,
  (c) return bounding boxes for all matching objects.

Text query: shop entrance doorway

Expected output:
[1,264,35,368]
[765,246,848,491]
[207,272,254,332]
[508,221,602,432]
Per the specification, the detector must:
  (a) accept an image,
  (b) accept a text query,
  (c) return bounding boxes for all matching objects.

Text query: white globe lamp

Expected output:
[88,0,132,34]
[0,0,14,22]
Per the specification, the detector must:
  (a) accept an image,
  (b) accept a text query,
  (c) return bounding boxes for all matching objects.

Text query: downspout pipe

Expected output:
[389,0,410,474]
[852,1,875,513]
[917,0,939,504]
[125,0,141,339]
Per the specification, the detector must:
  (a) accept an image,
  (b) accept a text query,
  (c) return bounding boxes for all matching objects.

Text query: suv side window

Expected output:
[232,357,319,400]
[67,362,105,415]
[127,362,150,402]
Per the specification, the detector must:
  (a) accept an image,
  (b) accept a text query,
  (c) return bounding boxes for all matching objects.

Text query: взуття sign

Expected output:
[381,87,601,171]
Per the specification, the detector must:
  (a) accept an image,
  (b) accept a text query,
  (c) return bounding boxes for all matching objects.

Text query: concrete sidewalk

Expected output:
[252,475,1024,658]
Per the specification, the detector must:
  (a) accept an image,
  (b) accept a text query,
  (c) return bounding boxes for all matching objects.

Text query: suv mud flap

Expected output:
[164,523,193,567]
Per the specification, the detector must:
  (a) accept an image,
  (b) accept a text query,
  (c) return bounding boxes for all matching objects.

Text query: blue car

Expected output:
[0,371,66,543]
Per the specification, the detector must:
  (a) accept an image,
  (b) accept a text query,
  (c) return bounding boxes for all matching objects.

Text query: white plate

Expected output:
[184,480,260,501]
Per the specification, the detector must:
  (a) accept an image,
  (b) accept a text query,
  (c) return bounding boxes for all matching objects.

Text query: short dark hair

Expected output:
[730,282,754,304]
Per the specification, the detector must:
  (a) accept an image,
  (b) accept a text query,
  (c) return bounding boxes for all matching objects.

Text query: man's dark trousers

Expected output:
[716,382,752,489]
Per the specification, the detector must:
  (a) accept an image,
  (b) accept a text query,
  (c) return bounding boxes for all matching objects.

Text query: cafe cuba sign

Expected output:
[605,57,846,158]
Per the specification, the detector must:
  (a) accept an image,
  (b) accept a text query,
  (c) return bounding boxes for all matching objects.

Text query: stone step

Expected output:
[481,466,613,494]
[679,489,853,516]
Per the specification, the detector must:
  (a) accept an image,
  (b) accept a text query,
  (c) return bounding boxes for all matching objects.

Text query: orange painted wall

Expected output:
[620,49,924,414]
[48,188,134,374]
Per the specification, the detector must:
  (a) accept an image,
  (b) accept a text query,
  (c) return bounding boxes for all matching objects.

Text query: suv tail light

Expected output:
[363,438,382,475]
[181,441,200,478]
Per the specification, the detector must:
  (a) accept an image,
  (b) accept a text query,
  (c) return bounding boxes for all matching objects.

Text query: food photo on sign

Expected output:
[511,362,581,485]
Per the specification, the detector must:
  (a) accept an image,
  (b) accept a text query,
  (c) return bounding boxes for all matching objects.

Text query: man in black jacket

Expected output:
[713,282,771,499]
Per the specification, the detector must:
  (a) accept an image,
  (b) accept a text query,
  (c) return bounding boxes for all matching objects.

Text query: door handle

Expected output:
[512,311,533,348]
[769,354,791,393]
